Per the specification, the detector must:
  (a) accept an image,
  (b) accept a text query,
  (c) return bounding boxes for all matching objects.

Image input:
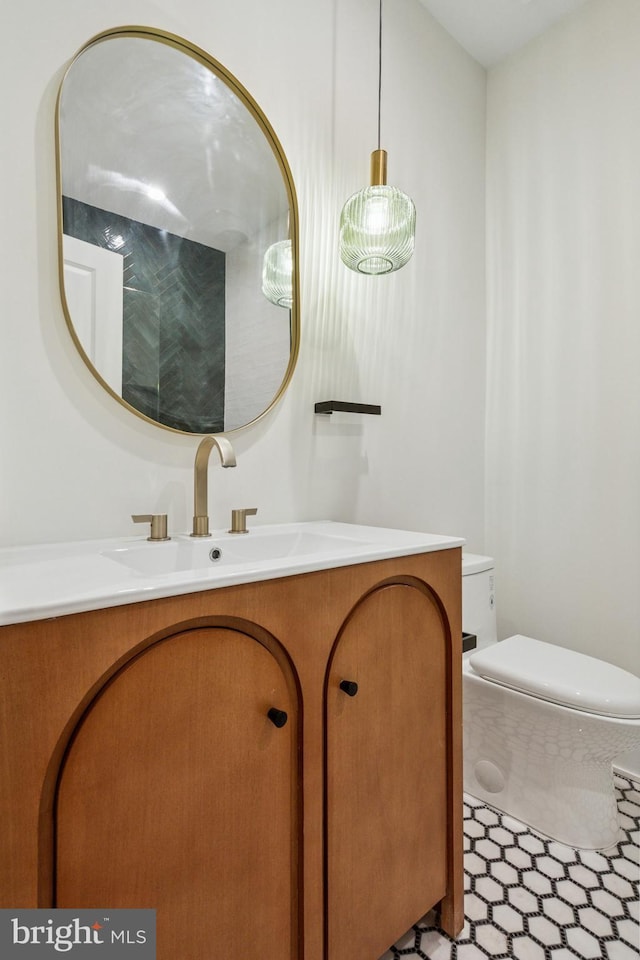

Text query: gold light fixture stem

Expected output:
[370,148,387,186]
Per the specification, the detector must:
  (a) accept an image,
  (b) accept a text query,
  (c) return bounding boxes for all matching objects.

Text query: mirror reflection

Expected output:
[57,28,299,434]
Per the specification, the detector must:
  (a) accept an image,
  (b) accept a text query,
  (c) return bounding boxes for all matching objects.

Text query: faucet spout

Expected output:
[191,435,237,537]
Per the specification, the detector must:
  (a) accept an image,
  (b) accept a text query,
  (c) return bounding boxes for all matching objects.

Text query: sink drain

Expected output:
[209,547,223,562]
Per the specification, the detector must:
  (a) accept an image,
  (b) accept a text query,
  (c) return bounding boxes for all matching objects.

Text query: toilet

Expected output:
[461,553,640,850]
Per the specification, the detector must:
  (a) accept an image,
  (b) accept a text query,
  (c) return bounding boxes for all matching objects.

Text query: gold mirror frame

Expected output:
[55,26,300,436]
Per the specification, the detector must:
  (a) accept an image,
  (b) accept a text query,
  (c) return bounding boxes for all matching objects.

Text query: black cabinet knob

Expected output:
[339,680,359,697]
[267,707,288,728]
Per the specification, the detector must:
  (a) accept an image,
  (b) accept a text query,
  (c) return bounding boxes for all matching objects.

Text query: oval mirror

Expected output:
[56,27,299,435]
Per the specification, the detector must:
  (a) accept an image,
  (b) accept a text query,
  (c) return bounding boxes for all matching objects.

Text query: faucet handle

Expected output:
[229,507,258,534]
[132,514,171,542]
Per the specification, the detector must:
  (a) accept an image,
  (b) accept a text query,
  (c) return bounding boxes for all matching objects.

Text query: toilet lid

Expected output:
[462,553,494,575]
[469,635,640,719]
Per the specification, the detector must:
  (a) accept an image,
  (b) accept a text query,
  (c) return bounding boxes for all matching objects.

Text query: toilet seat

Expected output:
[468,634,640,720]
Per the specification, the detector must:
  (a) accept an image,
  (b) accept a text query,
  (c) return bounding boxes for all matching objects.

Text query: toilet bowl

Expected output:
[461,555,640,850]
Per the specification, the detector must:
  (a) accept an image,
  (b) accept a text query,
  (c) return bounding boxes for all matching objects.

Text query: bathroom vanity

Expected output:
[0,522,463,960]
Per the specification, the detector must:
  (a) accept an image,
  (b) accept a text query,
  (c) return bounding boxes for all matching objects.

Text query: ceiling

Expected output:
[60,36,288,250]
[418,0,590,67]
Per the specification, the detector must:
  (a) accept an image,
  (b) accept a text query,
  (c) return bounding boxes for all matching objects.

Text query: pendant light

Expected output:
[339,0,416,275]
[262,238,293,308]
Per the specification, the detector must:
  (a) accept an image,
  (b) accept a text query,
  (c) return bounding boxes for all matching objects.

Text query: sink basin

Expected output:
[102,529,374,577]
[0,521,464,626]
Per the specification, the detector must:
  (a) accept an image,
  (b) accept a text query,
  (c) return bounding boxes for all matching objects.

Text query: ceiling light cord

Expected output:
[377,0,383,151]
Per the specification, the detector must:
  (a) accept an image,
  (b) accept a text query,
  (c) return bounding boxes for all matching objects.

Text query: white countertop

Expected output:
[0,521,464,626]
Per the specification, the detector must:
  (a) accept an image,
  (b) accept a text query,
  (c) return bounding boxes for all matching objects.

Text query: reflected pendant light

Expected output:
[339,0,416,275]
[262,238,293,308]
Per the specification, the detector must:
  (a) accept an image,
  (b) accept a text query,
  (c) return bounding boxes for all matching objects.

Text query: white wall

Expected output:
[485,0,640,673]
[0,0,486,550]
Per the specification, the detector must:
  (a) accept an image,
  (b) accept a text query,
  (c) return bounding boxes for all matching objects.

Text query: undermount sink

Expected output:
[102,528,374,577]
[0,521,464,626]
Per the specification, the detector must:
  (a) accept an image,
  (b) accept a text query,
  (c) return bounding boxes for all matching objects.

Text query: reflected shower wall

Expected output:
[62,197,226,433]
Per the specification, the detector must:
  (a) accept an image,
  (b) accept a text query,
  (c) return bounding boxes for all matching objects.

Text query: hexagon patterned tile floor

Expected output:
[381,775,639,960]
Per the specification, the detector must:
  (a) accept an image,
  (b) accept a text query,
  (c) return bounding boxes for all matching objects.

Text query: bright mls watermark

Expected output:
[0,910,155,959]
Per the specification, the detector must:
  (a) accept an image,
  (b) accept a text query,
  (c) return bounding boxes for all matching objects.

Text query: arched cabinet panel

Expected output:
[325,581,450,960]
[54,625,300,960]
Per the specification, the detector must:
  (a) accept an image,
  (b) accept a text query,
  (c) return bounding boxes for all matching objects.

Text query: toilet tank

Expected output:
[462,553,497,653]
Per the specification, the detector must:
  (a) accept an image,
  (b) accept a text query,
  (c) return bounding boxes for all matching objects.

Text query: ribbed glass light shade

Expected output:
[262,239,293,308]
[339,184,416,275]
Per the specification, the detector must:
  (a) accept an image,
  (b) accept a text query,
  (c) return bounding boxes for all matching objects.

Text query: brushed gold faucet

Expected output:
[191,436,237,537]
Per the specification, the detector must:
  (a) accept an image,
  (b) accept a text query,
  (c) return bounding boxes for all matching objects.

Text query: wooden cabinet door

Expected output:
[54,625,300,960]
[326,582,449,960]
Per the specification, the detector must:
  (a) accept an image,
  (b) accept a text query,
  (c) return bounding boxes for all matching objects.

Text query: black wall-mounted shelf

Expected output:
[314,401,382,416]
[462,632,478,653]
